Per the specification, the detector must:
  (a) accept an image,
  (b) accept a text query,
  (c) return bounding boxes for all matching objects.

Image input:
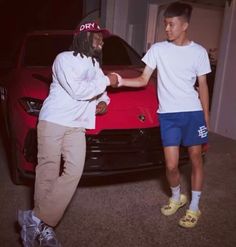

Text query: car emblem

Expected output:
[138,114,146,122]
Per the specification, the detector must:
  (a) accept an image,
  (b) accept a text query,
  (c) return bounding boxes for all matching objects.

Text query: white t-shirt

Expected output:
[39,51,110,129]
[142,41,211,113]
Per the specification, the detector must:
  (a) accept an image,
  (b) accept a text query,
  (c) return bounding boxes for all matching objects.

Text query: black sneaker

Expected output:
[38,223,62,247]
[18,210,41,247]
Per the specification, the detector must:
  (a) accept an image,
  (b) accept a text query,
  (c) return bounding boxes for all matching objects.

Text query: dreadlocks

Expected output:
[70,32,102,66]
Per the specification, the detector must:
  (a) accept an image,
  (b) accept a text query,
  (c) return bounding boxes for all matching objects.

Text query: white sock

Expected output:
[170,185,181,202]
[189,191,202,211]
[32,211,41,225]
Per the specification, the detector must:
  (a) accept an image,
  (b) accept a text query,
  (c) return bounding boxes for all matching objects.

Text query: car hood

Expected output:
[15,67,51,99]
[89,67,159,134]
[15,66,159,134]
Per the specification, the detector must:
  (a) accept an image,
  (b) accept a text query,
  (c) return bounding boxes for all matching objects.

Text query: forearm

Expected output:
[199,82,210,127]
[54,57,112,101]
[112,65,153,88]
[60,76,109,101]
[120,77,148,87]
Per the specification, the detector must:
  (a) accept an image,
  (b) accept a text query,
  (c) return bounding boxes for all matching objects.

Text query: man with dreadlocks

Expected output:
[18,22,118,247]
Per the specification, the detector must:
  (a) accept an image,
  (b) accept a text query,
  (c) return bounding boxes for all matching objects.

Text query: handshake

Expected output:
[107,73,122,88]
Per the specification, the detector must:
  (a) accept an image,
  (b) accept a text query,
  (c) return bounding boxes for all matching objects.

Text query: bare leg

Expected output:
[164,146,180,187]
[161,146,187,216]
[188,145,204,191]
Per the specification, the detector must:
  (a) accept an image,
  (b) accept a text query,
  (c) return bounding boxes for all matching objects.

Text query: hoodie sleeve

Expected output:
[52,53,110,101]
[96,91,110,105]
[95,66,110,105]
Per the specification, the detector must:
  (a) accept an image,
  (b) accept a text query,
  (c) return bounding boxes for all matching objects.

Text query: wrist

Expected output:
[105,75,111,86]
[118,78,124,87]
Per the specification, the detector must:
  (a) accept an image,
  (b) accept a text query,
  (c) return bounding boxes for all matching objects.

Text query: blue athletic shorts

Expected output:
[158,111,208,147]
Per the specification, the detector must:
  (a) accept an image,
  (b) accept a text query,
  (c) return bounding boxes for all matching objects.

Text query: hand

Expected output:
[110,72,123,87]
[107,73,118,88]
[96,101,107,115]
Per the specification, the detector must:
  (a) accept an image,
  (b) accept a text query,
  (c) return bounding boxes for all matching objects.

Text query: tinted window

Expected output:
[102,36,144,66]
[23,34,144,67]
[24,35,72,67]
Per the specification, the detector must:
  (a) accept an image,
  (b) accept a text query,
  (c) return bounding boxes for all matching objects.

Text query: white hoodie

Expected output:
[39,51,110,129]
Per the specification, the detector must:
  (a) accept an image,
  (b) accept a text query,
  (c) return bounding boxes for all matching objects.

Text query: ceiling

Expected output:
[185,0,228,8]
[155,0,229,8]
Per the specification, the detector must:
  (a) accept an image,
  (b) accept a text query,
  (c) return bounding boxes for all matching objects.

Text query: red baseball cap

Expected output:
[74,21,110,37]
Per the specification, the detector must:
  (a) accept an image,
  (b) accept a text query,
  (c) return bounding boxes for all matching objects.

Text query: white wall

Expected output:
[106,0,129,41]
[126,0,147,55]
[101,0,147,55]
[210,0,236,140]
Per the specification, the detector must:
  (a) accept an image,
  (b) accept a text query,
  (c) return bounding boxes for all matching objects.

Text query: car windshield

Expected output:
[102,36,144,66]
[23,35,72,67]
[23,34,144,67]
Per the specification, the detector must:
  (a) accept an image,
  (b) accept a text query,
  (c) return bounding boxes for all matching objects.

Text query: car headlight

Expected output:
[19,97,43,116]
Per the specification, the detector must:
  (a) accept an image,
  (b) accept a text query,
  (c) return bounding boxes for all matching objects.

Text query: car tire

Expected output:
[2,99,25,184]
[9,136,24,185]
[0,101,23,184]
[0,93,21,183]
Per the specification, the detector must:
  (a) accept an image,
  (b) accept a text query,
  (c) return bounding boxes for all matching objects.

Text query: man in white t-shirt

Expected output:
[18,22,118,246]
[116,2,211,228]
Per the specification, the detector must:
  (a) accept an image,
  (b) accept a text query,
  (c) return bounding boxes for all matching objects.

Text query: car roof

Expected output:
[25,30,74,36]
[25,30,114,37]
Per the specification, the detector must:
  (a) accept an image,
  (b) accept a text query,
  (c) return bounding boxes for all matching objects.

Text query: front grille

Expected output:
[84,127,165,173]
[23,127,189,176]
[86,127,162,153]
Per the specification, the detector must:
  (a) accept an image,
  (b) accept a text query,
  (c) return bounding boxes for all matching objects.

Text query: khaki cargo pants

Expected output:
[33,120,86,227]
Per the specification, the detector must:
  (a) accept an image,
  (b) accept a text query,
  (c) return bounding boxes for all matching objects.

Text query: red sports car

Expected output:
[0,30,193,184]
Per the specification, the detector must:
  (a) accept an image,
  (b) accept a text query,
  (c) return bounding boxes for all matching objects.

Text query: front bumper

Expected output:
[23,127,189,177]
